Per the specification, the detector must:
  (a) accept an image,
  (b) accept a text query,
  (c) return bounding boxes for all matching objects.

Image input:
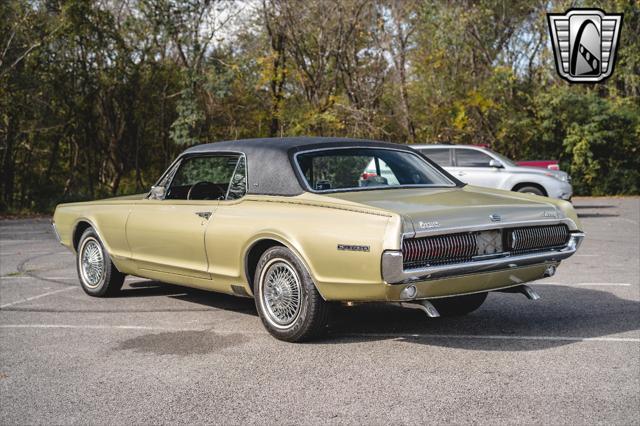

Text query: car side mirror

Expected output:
[149,185,166,200]
[489,159,503,168]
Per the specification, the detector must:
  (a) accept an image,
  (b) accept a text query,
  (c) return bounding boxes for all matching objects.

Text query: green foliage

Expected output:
[170,82,205,147]
[1,0,638,213]
[172,155,238,186]
[561,96,640,195]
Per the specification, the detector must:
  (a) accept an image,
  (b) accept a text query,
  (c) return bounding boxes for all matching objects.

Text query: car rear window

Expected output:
[295,148,455,193]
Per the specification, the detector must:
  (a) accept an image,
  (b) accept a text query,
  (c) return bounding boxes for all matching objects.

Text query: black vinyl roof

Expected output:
[182,137,418,196]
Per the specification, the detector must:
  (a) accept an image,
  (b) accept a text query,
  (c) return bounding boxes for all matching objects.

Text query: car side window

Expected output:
[226,155,246,201]
[455,149,492,167]
[166,155,241,200]
[420,148,451,166]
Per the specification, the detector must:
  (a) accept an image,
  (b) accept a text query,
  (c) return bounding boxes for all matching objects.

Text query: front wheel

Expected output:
[516,185,545,196]
[430,292,488,316]
[76,228,125,297]
[254,247,329,342]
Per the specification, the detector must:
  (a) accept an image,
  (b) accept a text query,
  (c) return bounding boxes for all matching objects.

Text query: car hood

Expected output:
[325,186,563,235]
[510,165,569,180]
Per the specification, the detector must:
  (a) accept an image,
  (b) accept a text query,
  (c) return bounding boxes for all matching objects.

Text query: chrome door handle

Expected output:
[195,211,212,220]
[457,172,465,176]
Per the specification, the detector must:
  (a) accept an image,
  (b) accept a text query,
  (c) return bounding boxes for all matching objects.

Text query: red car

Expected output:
[472,145,560,171]
[516,160,560,171]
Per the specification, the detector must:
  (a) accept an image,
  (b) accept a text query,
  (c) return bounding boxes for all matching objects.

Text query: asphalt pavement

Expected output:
[1,197,638,424]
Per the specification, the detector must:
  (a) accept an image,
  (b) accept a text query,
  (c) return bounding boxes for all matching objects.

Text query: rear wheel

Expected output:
[430,292,488,316]
[76,228,124,297]
[254,247,329,342]
[516,185,545,196]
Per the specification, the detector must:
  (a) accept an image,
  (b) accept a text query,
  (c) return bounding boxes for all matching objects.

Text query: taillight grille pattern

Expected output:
[402,224,570,269]
[402,233,478,268]
[506,224,569,254]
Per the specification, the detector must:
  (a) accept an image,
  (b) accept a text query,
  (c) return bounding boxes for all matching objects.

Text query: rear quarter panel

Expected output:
[206,194,402,299]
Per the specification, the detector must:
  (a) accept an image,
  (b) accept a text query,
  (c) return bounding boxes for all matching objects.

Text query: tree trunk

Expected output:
[268,36,286,137]
[264,1,287,137]
[1,111,17,209]
[397,58,416,144]
[391,3,416,144]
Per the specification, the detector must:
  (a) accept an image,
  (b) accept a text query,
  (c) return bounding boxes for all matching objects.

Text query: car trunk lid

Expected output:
[324,186,560,235]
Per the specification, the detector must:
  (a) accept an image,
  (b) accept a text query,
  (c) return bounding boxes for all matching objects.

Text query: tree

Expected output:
[1,0,638,214]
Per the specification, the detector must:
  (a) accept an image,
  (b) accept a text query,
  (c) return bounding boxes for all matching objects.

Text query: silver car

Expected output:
[409,145,573,200]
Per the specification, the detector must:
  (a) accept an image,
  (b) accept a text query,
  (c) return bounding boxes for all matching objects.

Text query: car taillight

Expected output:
[548,164,560,170]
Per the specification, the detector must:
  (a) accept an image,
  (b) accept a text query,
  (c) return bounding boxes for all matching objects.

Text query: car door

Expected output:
[449,148,503,188]
[126,153,242,279]
[203,155,249,284]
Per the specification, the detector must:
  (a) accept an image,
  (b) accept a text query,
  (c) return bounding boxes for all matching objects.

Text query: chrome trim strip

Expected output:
[402,218,577,239]
[51,220,62,244]
[382,232,585,284]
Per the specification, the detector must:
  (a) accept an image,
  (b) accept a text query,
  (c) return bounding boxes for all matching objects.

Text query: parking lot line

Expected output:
[0,230,52,235]
[0,324,200,331]
[534,282,632,287]
[0,287,76,309]
[1,276,145,281]
[339,333,640,343]
[0,250,57,256]
[572,283,633,286]
[1,276,74,280]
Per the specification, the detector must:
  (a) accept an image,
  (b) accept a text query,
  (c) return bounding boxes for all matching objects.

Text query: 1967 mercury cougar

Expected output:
[53,137,584,341]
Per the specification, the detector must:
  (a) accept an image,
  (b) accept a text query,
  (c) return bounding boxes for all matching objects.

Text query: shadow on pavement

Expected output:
[573,204,616,209]
[324,285,639,350]
[123,280,256,315]
[577,213,619,218]
[119,281,639,351]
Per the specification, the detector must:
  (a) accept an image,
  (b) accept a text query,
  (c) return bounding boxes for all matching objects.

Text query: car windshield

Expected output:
[296,148,456,192]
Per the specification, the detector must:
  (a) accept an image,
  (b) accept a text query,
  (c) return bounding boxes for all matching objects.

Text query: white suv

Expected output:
[411,145,573,200]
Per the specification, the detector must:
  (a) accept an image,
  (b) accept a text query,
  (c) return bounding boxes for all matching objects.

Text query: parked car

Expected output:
[413,144,572,200]
[517,160,560,171]
[53,137,584,342]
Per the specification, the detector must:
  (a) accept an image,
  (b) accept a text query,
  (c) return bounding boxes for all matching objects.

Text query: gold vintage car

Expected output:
[53,138,585,341]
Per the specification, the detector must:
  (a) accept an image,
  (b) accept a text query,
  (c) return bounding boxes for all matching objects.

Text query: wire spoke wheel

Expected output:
[254,247,329,342]
[80,238,105,288]
[261,260,302,328]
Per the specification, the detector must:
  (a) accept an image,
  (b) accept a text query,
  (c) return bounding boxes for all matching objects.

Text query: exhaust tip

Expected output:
[397,299,441,318]
[519,284,541,300]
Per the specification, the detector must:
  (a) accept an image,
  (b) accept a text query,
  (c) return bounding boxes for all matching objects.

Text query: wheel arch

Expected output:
[72,219,95,252]
[71,218,112,254]
[512,182,548,196]
[243,234,326,300]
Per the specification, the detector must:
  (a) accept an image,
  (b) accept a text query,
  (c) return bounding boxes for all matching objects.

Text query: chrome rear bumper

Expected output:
[382,232,585,284]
